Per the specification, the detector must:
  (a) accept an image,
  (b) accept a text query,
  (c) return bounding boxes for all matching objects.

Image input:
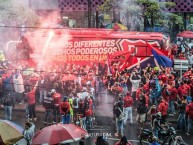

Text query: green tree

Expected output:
[138,0,176,31]
[99,0,142,30]
[99,0,183,34]
[99,0,113,12]
[0,0,40,27]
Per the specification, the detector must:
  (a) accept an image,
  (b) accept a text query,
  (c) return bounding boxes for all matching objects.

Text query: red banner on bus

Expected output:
[16,29,170,68]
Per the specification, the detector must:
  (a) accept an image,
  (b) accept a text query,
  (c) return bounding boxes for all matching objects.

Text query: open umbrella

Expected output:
[177,31,193,38]
[0,120,23,145]
[106,23,128,31]
[32,124,88,145]
[98,14,111,20]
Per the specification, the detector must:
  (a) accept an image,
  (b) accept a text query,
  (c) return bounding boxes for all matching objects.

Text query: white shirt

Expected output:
[81,91,90,100]
[188,55,193,65]
[130,79,141,92]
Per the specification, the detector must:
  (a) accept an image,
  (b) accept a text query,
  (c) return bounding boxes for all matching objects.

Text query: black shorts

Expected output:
[73,108,79,115]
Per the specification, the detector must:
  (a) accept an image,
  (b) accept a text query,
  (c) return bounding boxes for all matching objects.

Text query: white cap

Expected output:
[51,89,56,93]
[86,81,91,85]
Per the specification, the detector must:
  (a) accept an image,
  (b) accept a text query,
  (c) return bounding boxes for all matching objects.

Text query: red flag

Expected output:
[146,42,173,67]
[118,53,130,71]
[119,56,139,71]
[109,51,131,62]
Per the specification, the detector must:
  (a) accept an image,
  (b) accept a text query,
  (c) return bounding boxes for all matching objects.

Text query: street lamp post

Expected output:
[96,10,99,28]
[88,0,92,28]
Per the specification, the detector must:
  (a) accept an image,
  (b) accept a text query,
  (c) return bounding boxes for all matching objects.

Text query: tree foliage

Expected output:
[99,0,183,33]
[0,0,40,27]
[99,0,114,12]
[138,0,177,28]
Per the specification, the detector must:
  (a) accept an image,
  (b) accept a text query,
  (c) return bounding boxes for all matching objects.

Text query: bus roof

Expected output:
[27,28,166,41]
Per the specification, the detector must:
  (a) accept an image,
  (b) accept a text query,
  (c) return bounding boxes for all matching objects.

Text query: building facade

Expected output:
[16,0,193,29]
[159,0,193,29]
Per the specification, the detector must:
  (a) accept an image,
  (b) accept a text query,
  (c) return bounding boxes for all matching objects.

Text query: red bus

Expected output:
[13,28,170,68]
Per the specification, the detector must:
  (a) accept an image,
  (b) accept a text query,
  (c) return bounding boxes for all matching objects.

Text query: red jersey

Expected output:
[26,89,36,105]
[115,86,123,94]
[158,99,168,116]
[60,101,70,115]
[189,73,193,80]
[182,84,190,96]
[85,108,93,117]
[183,71,190,79]
[124,96,133,107]
[136,88,143,101]
[161,87,171,102]
[158,74,167,84]
[143,83,149,92]
[88,98,93,109]
[186,102,193,118]
[52,93,61,105]
[178,86,184,100]
[169,87,178,101]
[168,76,175,86]
[190,82,193,95]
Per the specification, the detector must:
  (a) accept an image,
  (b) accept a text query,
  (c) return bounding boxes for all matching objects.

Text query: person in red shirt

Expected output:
[189,78,193,96]
[60,96,70,124]
[25,87,36,121]
[158,70,167,84]
[183,69,191,79]
[161,84,171,102]
[51,89,61,123]
[123,91,133,125]
[170,84,178,100]
[143,82,149,92]
[182,80,190,97]
[178,82,185,100]
[186,101,193,135]
[167,74,175,86]
[144,92,149,107]
[178,52,186,60]
[189,70,193,80]
[158,97,168,122]
[169,84,178,115]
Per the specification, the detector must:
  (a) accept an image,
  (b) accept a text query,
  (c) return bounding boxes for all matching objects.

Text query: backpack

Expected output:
[4,96,12,105]
[73,98,78,106]
[118,107,126,121]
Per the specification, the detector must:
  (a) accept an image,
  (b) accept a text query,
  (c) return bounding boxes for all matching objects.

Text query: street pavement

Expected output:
[0,90,192,145]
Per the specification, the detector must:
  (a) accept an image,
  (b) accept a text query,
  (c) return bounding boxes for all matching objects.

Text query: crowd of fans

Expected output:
[1,36,193,145]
